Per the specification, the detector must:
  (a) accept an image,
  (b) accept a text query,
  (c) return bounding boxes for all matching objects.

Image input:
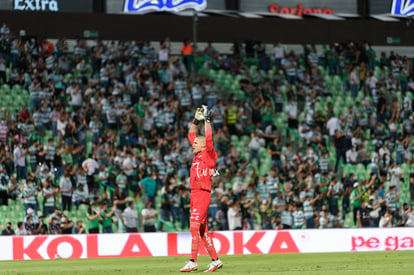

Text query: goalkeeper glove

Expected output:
[202,105,211,123]
[193,107,205,125]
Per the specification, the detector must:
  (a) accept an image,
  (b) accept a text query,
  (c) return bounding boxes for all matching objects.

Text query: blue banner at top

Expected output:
[124,0,207,13]
[391,0,414,15]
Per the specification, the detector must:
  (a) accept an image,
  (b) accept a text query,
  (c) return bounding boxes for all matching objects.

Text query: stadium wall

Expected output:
[1,10,414,45]
[1,228,413,260]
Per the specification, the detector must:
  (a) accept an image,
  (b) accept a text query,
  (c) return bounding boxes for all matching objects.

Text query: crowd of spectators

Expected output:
[0,22,413,236]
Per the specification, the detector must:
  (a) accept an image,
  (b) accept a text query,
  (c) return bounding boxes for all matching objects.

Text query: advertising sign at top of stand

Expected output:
[391,0,414,16]
[123,0,207,13]
[239,0,357,17]
[0,0,93,13]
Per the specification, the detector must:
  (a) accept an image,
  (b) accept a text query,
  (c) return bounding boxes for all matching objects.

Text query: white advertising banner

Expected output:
[0,228,413,261]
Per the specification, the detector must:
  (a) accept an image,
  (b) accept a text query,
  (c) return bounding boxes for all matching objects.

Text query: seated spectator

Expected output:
[1,222,15,235]
[49,217,62,235]
[60,215,74,234]
[15,221,27,236]
[72,221,86,234]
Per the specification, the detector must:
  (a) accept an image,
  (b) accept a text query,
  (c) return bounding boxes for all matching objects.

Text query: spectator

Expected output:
[15,221,27,236]
[59,168,73,211]
[142,200,157,232]
[121,201,138,233]
[72,221,86,234]
[0,165,8,205]
[139,170,157,207]
[41,177,57,217]
[72,183,89,210]
[13,141,27,182]
[100,201,117,233]
[87,204,101,234]
[379,209,393,228]
[49,217,62,235]
[60,215,74,234]
[356,200,372,228]
[227,200,242,230]
[292,203,305,229]
[1,222,15,235]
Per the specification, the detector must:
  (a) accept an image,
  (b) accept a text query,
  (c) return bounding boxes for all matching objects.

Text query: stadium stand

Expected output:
[0,22,413,236]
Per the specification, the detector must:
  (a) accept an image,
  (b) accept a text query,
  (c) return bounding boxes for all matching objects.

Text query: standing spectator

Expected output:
[121,201,138,233]
[179,187,191,230]
[139,170,157,207]
[0,120,8,144]
[7,176,19,201]
[180,39,193,72]
[73,180,90,207]
[158,39,170,66]
[159,184,173,231]
[22,177,37,212]
[272,42,285,69]
[265,168,279,199]
[227,200,242,230]
[351,182,362,226]
[268,137,282,172]
[248,130,265,169]
[87,204,101,234]
[356,200,372,228]
[116,169,128,197]
[319,207,329,229]
[13,141,27,182]
[379,209,393,228]
[286,98,298,130]
[292,203,305,229]
[100,201,117,233]
[142,200,158,232]
[0,165,9,205]
[303,194,319,229]
[41,177,56,217]
[82,154,99,193]
[1,222,15,235]
[281,204,293,229]
[59,168,73,211]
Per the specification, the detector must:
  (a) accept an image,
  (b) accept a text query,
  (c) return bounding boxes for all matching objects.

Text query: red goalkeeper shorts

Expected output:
[190,189,211,224]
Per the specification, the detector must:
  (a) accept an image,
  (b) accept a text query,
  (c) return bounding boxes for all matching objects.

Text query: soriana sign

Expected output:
[268,3,332,16]
[1,228,414,260]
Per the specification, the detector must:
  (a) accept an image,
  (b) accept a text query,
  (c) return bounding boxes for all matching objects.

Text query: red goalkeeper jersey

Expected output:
[188,129,217,192]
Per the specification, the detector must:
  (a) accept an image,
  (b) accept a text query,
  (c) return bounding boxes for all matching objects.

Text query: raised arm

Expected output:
[188,107,204,144]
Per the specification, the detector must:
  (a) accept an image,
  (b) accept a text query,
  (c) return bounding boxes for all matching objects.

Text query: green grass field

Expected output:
[1,251,414,275]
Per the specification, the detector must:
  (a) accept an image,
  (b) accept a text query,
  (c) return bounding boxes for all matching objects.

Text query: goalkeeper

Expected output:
[180,106,223,273]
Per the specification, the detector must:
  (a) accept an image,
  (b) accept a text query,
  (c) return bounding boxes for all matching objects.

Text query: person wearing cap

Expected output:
[24,208,43,235]
[351,182,362,226]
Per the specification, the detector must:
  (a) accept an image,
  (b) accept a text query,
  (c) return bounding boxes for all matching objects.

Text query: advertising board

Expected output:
[1,228,413,261]
[0,0,93,13]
